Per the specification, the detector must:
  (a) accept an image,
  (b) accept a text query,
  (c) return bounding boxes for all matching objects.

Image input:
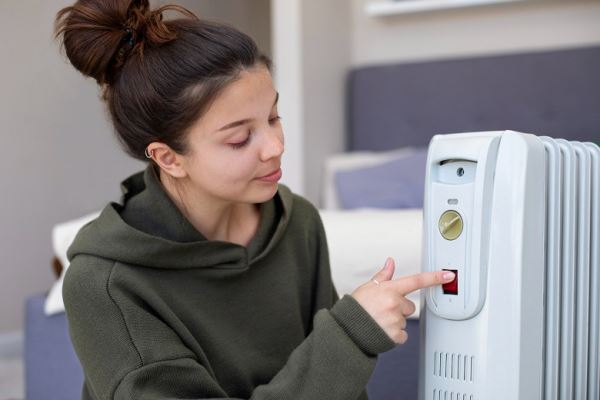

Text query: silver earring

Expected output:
[144,147,153,159]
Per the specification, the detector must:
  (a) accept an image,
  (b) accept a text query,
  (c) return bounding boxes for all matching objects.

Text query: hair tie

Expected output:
[122,27,135,47]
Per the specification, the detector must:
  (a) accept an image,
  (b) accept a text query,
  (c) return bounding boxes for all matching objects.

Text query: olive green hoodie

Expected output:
[63,163,395,400]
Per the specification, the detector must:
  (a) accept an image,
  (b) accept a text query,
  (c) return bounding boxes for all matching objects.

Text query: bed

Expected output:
[25,44,600,400]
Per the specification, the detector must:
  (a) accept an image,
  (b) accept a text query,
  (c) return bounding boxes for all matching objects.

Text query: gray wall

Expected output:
[351,0,600,66]
[0,0,270,334]
[176,0,271,57]
[302,0,352,205]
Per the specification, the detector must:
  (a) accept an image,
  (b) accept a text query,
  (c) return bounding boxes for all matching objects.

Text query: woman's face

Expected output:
[180,65,284,205]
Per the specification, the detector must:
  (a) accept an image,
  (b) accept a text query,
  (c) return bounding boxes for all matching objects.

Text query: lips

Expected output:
[256,167,282,182]
[258,167,281,179]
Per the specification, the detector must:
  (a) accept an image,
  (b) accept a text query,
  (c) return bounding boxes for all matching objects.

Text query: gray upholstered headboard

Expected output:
[347,45,600,151]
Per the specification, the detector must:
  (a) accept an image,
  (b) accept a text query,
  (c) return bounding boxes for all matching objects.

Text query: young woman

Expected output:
[55,1,455,399]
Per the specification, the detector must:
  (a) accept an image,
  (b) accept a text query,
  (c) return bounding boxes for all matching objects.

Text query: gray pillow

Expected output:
[334,149,428,209]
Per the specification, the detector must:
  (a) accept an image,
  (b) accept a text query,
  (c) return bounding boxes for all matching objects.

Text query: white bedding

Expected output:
[44,211,101,316]
[320,208,423,319]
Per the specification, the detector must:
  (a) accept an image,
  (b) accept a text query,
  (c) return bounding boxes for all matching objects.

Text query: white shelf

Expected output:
[366,0,526,16]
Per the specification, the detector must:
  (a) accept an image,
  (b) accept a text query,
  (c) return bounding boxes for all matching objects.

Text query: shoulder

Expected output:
[62,255,115,309]
[61,256,149,398]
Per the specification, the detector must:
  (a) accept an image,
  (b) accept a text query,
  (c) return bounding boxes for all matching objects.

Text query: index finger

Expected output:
[391,270,454,296]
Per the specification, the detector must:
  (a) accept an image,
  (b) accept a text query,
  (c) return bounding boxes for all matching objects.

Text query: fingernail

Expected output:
[384,257,392,269]
[443,271,455,281]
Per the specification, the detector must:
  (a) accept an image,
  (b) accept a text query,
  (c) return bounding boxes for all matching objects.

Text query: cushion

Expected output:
[321,146,422,210]
[334,148,428,209]
[44,211,101,316]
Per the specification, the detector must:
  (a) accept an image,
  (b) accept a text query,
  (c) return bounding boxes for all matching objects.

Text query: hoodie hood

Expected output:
[67,163,293,271]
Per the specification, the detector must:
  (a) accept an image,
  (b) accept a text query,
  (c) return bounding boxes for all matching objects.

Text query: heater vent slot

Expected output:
[432,388,474,400]
[433,351,475,382]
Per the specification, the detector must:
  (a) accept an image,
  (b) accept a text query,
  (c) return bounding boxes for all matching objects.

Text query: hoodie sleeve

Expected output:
[114,208,396,400]
[112,296,394,400]
[74,305,396,400]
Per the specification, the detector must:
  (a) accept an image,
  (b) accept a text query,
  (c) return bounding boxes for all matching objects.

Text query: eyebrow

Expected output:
[216,92,279,133]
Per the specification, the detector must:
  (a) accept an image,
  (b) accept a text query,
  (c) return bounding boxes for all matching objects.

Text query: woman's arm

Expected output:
[113,295,393,400]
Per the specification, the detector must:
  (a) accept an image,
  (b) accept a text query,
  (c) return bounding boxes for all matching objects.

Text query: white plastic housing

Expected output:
[419,130,547,400]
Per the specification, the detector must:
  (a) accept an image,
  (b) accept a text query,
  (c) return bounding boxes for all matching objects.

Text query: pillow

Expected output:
[319,208,423,319]
[334,148,428,209]
[44,210,101,315]
[321,147,422,210]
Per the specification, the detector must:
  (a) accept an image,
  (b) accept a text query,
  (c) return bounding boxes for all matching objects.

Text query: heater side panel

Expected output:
[584,142,600,400]
[556,139,577,400]
[540,137,562,400]
[573,143,592,400]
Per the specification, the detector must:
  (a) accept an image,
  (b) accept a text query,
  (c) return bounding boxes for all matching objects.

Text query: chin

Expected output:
[251,183,279,202]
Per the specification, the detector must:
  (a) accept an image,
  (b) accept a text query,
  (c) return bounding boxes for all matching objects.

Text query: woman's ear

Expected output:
[147,142,188,179]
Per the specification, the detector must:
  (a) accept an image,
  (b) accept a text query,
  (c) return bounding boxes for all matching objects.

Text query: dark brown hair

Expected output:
[55,0,272,160]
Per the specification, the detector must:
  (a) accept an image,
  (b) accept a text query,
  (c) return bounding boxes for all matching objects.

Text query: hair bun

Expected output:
[55,0,198,85]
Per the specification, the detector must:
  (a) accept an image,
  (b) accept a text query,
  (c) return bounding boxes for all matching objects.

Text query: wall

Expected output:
[0,0,137,335]
[351,0,600,66]
[271,0,305,194]
[271,0,352,202]
[177,0,271,57]
[0,0,270,334]
[302,0,352,205]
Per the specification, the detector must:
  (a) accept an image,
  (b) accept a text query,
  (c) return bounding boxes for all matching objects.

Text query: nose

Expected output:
[260,128,284,162]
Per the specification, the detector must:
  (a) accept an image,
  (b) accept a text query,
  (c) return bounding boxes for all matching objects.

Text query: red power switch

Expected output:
[442,269,458,295]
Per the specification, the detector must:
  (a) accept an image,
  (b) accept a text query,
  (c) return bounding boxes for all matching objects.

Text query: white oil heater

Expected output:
[419,131,599,400]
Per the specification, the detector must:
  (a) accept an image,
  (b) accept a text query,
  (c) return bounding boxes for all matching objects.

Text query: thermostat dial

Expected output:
[439,210,463,240]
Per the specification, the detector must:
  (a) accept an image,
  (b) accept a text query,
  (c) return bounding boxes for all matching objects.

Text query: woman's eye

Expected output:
[229,134,251,149]
[228,117,281,150]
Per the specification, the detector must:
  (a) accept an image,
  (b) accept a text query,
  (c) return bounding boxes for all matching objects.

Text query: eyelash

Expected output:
[228,116,282,150]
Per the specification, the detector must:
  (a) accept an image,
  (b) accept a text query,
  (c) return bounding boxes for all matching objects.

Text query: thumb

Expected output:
[372,257,395,283]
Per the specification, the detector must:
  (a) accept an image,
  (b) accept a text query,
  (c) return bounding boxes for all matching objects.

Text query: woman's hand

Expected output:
[351,257,455,344]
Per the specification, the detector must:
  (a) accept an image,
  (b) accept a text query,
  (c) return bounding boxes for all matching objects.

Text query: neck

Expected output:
[158,169,259,245]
